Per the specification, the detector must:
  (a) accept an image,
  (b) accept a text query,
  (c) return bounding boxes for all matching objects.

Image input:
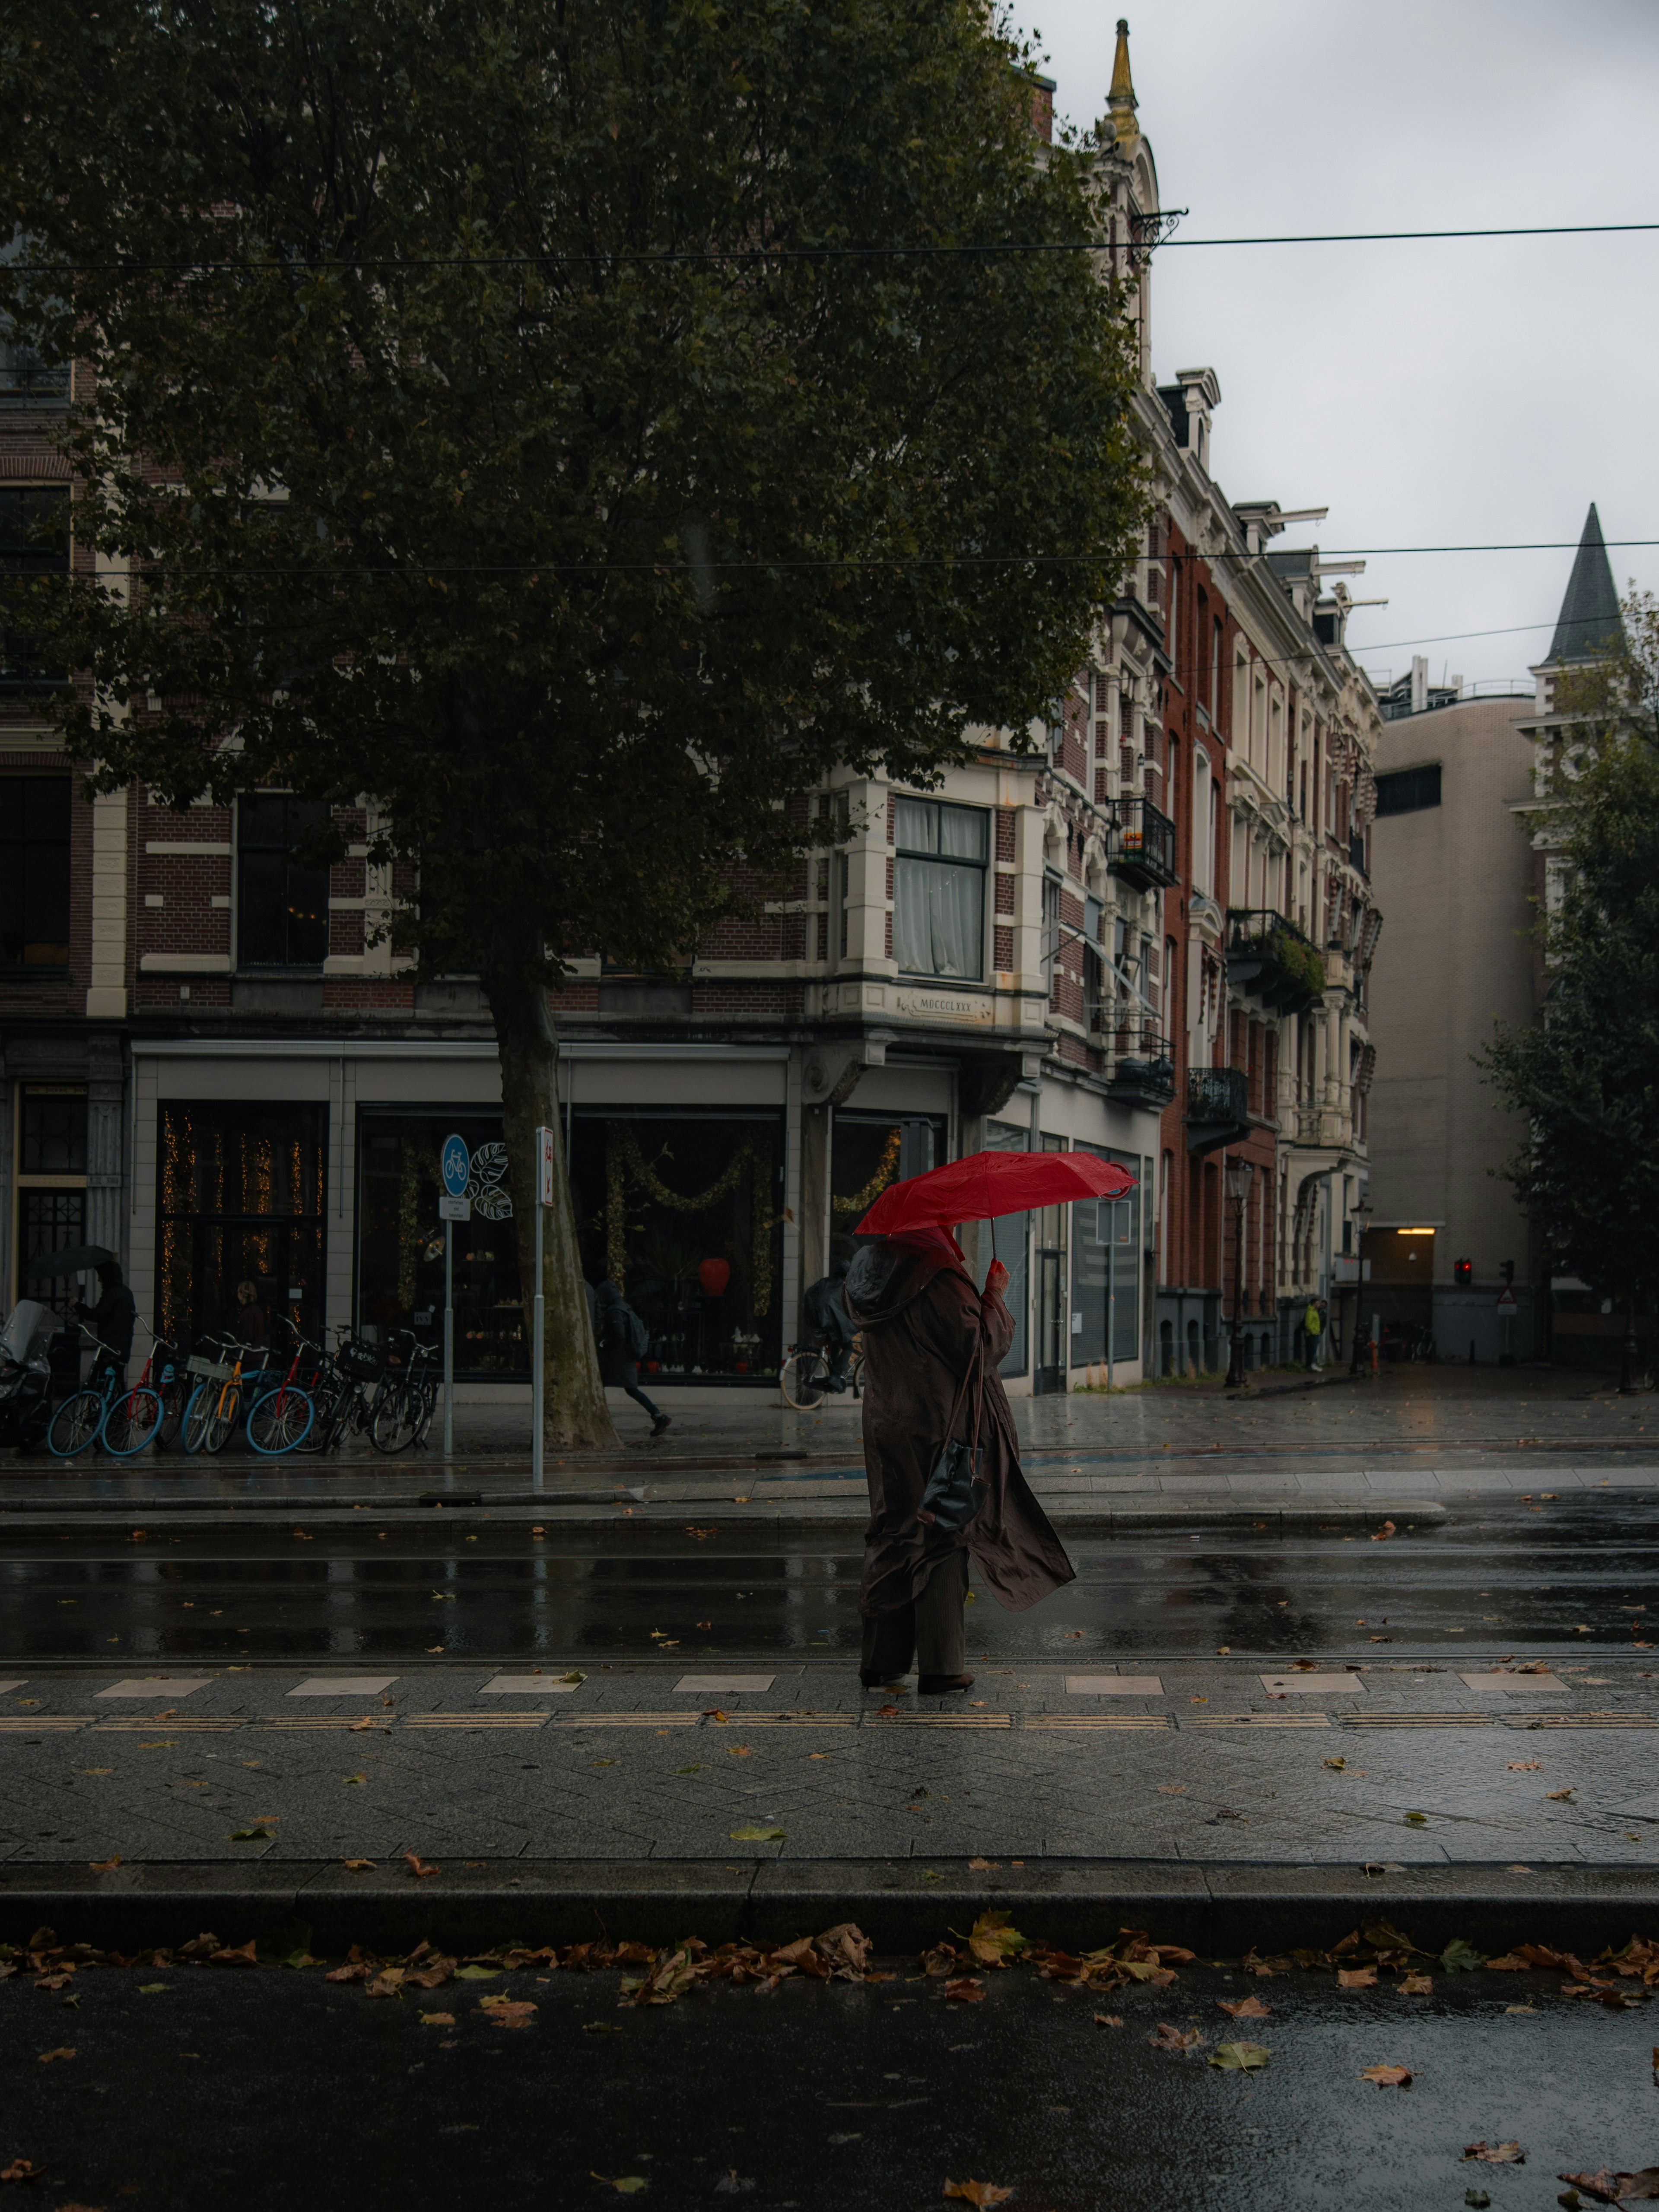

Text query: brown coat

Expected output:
[845,1238,1075,1617]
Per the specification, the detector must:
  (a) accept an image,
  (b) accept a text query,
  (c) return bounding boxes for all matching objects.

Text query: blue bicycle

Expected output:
[46,1327,164,1459]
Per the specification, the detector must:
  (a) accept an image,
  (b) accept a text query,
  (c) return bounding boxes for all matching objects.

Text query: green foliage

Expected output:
[1479,597,1659,1312]
[0,0,1147,996]
[1269,924,1326,1003]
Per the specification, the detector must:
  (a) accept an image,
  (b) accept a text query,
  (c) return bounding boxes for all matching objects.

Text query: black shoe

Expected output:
[651,1414,671,1437]
[860,1672,907,1691]
[916,1673,974,1695]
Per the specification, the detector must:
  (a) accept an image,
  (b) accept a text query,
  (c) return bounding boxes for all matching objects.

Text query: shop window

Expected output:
[829,1112,945,1269]
[356,1112,524,1377]
[0,489,69,692]
[0,775,70,971]
[157,1102,325,1352]
[236,795,331,969]
[1072,1146,1142,1366]
[982,1119,1030,1377]
[893,797,987,980]
[569,1110,785,1384]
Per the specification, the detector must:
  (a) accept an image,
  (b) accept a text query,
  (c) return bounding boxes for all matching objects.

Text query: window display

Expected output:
[569,1110,785,1384]
[356,1112,525,1376]
[1072,1145,1143,1366]
[158,1103,325,1351]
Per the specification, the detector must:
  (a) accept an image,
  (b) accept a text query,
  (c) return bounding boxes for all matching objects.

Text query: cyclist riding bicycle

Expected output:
[803,1265,856,1393]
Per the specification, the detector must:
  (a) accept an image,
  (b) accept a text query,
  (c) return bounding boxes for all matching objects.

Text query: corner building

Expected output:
[0,25,1381,1403]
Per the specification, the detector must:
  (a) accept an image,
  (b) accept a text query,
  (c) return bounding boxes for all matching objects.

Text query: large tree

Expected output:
[1479,590,1659,1386]
[0,0,1145,1443]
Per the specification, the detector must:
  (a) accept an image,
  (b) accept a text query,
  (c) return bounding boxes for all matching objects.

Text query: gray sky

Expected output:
[1011,0,1659,695]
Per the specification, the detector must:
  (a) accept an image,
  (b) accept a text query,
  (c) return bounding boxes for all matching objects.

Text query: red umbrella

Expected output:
[857,1148,1135,1237]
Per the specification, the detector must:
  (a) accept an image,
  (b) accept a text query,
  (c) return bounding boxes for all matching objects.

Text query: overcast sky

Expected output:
[1007,0,1659,695]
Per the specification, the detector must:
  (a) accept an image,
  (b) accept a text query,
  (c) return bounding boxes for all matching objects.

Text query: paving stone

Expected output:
[95,1679,213,1698]
[286,1676,399,1697]
[1065,1675,1163,1695]
[672,1675,775,1693]
[1259,1674,1367,1695]
[480,1676,579,1694]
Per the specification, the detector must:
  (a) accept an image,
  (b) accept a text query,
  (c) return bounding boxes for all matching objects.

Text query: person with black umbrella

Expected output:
[74,1260,137,1390]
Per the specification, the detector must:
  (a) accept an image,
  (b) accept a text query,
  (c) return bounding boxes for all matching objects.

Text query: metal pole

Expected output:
[443,1216,454,1459]
[1106,1200,1116,1396]
[532,1207,544,1487]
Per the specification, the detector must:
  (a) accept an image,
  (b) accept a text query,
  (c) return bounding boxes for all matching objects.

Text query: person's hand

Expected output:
[984,1259,1010,1298]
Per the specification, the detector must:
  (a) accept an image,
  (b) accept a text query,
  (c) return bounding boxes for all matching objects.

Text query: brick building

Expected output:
[0,23,1382,1400]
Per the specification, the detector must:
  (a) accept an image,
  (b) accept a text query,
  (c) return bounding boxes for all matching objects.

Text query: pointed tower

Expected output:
[1106,17,1139,153]
[1547,504,1623,663]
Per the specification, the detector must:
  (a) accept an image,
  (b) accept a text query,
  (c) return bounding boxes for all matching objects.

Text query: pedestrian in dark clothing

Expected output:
[803,1264,856,1388]
[74,1260,136,1390]
[595,1279,670,1437]
[233,1279,268,1351]
[844,1227,1074,1696]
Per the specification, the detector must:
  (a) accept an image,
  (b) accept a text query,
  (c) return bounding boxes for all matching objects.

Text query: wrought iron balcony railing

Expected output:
[1109,794,1178,892]
[1226,908,1326,1014]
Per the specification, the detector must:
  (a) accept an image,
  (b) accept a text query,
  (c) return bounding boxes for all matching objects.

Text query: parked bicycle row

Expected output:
[0,1296,440,1459]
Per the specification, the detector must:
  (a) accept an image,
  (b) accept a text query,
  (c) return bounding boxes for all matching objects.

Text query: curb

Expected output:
[4,1858,1656,1958]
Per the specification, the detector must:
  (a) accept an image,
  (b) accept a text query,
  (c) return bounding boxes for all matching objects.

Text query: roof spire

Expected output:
[1107,18,1139,151]
[1548,503,1623,663]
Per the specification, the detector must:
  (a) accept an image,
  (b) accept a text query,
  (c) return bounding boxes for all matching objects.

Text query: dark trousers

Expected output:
[618,1373,661,1420]
[861,1548,969,1680]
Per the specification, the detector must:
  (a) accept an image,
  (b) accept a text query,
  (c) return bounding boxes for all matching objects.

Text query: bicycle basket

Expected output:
[337,1339,387,1383]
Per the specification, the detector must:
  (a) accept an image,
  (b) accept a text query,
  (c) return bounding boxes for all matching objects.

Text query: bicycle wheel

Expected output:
[247,1385,315,1456]
[848,1349,865,1402]
[369,1383,420,1454]
[780,1350,829,1412]
[410,1378,438,1448]
[102,1387,164,1458]
[203,1386,241,1455]
[181,1382,216,1455]
[47,1390,106,1458]
[154,1374,188,1451]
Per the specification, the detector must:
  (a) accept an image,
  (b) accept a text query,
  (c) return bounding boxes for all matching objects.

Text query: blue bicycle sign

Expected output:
[441,1133,470,1200]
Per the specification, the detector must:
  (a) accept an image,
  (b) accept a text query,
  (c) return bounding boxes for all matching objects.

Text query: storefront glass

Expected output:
[828,1111,946,1267]
[356,1111,526,1376]
[157,1103,325,1351]
[982,1119,1030,1377]
[1072,1145,1143,1367]
[569,1109,785,1384]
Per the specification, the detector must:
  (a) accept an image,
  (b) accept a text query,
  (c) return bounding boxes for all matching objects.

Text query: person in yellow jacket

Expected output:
[1303,1296,1326,1371]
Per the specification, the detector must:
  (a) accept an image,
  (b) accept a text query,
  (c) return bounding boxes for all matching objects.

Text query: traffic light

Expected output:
[1500,1260,1515,1285]
[1453,1258,1472,1287]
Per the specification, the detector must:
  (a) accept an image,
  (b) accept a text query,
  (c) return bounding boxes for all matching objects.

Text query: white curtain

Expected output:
[894,858,982,979]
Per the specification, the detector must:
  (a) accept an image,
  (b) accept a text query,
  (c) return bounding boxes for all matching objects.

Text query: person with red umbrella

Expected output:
[844,1147,1129,1695]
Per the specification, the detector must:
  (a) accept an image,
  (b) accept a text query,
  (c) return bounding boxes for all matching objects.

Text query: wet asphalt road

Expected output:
[3,1958,1654,2210]
[3,1500,1659,1667]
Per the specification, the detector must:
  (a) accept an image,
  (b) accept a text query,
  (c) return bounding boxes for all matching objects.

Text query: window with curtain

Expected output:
[893,798,987,980]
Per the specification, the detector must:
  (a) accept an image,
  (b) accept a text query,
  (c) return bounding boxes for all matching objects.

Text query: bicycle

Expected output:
[181,1334,269,1455]
[295,1327,393,1454]
[137,1335,187,1451]
[245,1323,318,1455]
[369,1333,440,1453]
[45,1328,165,1459]
[780,1333,864,1412]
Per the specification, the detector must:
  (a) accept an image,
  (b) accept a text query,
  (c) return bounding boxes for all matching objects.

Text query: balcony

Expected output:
[1185,1065,1250,1156]
[1227,908,1326,1016]
[1103,1029,1177,1109]
[1109,795,1178,892]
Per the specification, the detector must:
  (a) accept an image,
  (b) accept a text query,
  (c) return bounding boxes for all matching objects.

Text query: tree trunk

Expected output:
[481,961,620,1452]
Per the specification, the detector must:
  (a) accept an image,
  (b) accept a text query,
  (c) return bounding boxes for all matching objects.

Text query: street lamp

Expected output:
[1224,1156,1252,1390]
[1348,1196,1374,1374]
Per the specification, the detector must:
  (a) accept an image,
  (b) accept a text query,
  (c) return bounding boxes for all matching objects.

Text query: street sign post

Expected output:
[439,1135,470,1460]
[532,1126,557,1486]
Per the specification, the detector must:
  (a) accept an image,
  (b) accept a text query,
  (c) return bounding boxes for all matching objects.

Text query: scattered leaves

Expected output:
[1371,1520,1397,1542]
[1217,1996,1270,2019]
[1359,2063,1412,2088]
[1398,1974,1434,1996]
[1558,2172,1659,2206]
[944,1979,986,2004]
[478,1997,537,2029]
[1338,1968,1378,1990]
[1147,2023,1205,2053]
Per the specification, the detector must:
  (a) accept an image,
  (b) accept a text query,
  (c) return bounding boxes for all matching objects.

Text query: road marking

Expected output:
[1180,1714,1332,1729]
[1505,1713,1659,1729]
[263,1716,389,1731]
[287,1676,399,1697]
[1065,1676,1164,1695]
[709,1714,855,1726]
[1028,1714,1173,1730]
[0,1717,88,1731]
[95,1679,212,1699]
[1344,1714,1498,1728]
[674,1675,775,1693]
[1259,1674,1366,1695]
[547,1714,697,1729]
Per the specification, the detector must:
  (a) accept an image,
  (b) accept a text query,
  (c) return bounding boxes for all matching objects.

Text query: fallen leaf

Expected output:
[1092,2013,1123,2028]
[454,1965,501,1981]
[1147,2023,1205,2052]
[728,1826,785,1843]
[1323,1757,1348,1771]
[877,1704,899,1718]
[1440,1939,1486,1975]
[1545,1788,1576,1803]
[404,1852,439,1879]
[1218,1996,1271,2019]
[671,1765,701,1776]
[1509,1761,1542,1771]
[1359,2063,1412,2087]
[1338,1969,1378,1990]
[1463,2142,1525,2164]
[36,2047,75,2064]
[966,1911,1027,1967]
[420,2011,455,2026]
[1404,1812,1429,1827]
[1558,2171,1659,2205]
[1157,1784,1188,1793]
[478,1998,537,2028]
[1,2159,40,2180]
[342,1860,376,1872]
[943,2184,1013,2207]
[1466,2192,1491,2209]
[726,1746,753,1759]
[138,1982,169,1994]
[89,1857,120,1872]
[228,1828,271,1842]
[943,1979,986,2003]
[1210,2040,1271,2071]
[590,2178,649,2196]
[1504,2005,1536,2015]
[1371,1520,1397,1542]
[1399,1974,1434,1996]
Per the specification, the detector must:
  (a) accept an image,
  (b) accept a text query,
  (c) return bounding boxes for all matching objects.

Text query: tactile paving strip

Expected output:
[262,1717,393,1731]
[864,1713,1012,1728]
[89,1717,242,1733]
[1344,1713,1500,1728]
[1026,1714,1172,1731]
[0,1717,90,1731]
[707,1714,856,1727]
[1180,1714,1331,1729]
[1505,1713,1659,1729]
[405,1713,550,1729]
[547,1714,697,1729]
